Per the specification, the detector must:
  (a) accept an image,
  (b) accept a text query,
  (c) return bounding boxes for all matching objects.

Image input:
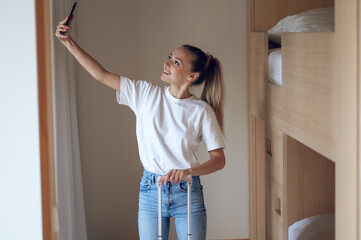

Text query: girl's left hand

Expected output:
[163,169,191,185]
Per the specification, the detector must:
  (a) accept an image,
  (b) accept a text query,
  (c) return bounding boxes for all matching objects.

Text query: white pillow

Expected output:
[268,48,282,85]
[268,7,334,45]
[288,213,335,240]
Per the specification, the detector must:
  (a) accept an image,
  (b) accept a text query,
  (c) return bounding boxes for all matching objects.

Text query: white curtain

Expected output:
[50,1,87,240]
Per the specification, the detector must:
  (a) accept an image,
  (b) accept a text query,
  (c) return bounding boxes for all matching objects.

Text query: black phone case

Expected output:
[60,2,77,35]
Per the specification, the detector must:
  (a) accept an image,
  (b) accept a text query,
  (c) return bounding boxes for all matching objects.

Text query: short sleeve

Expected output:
[201,106,226,151]
[116,76,152,114]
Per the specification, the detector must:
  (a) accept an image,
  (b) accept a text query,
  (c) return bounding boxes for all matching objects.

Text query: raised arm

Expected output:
[55,16,120,91]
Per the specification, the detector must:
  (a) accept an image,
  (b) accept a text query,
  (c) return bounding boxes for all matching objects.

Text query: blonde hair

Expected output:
[182,44,225,132]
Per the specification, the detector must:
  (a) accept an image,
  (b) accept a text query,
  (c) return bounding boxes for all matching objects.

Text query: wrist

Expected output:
[63,36,74,47]
[187,168,195,176]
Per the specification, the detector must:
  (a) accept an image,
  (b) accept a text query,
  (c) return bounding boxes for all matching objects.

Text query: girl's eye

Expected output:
[167,55,179,66]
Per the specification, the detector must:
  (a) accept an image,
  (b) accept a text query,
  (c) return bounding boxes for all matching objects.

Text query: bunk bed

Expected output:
[247,0,337,239]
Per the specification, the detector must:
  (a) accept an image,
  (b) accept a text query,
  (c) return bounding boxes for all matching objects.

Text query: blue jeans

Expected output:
[138,169,207,240]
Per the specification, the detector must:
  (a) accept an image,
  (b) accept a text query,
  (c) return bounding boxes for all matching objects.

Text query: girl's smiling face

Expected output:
[161,47,198,86]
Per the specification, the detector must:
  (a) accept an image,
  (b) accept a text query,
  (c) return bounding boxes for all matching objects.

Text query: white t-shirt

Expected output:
[116,76,225,175]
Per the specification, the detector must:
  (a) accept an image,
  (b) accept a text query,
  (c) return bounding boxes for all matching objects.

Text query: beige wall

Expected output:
[74,0,248,239]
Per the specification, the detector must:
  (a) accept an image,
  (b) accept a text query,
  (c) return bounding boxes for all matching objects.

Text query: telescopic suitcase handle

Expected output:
[157,175,192,240]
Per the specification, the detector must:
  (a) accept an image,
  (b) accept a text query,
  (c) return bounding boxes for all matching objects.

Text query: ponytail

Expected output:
[182,44,225,133]
[201,56,224,133]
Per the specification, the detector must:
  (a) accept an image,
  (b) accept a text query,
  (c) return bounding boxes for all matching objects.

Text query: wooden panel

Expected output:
[254,0,277,32]
[285,135,335,227]
[248,32,268,120]
[248,115,267,240]
[265,126,284,240]
[249,115,257,240]
[35,0,57,239]
[282,134,288,240]
[247,0,255,32]
[334,0,359,239]
[255,117,266,240]
[252,0,334,32]
[267,33,335,161]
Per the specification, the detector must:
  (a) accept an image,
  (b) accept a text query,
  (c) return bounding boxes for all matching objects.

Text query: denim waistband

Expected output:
[142,168,201,185]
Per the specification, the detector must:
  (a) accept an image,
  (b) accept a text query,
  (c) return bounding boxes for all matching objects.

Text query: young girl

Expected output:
[56,15,226,240]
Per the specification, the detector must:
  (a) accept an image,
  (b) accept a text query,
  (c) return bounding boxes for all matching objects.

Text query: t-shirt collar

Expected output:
[165,86,196,103]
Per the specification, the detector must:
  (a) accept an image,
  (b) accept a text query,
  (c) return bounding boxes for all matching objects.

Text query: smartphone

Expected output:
[61,2,78,35]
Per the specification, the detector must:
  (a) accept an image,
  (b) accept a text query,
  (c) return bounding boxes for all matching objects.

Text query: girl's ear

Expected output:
[187,72,200,83]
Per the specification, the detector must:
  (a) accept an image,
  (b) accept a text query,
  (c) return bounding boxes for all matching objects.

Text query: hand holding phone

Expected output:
[60,2,77,35]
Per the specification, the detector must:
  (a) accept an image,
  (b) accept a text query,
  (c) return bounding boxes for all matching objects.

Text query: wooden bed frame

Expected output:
[249,0,360,239]
[247,0,340,239]
[250,32,336,160]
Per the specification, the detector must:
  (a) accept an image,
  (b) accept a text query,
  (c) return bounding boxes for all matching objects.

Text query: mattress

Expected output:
[288,213,335,240]
[268,48,282,85]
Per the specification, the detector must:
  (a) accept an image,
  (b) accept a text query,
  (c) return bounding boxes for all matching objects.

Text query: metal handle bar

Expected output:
[157,175,192,240]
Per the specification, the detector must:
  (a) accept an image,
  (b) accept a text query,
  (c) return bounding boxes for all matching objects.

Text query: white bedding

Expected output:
[267,7,334,85]
[288,213,335,240]
[268,48,282,85]
[266,7,334,85]
[268,7,334,45]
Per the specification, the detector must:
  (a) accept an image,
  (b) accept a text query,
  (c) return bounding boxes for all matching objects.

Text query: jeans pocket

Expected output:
[140,176,151,191]
[178,179,202,192]
[179,180,188,192]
